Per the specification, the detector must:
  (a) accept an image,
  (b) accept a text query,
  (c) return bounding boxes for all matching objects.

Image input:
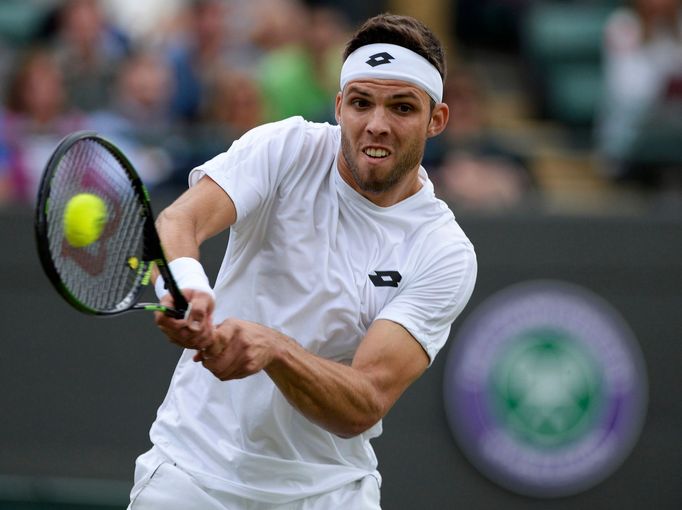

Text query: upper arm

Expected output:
[351,319,430,416]
[156,175,236,258]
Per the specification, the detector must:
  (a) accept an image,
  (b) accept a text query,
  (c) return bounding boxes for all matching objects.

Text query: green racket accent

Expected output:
[141,264,154,286]
[144,304,169,312]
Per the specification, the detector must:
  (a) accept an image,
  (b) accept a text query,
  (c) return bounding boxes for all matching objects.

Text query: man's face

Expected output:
[335,79,448,204]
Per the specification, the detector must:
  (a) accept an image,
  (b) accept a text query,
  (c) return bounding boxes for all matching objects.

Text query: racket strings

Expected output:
[109,176,146,306]
[46,139,147,312]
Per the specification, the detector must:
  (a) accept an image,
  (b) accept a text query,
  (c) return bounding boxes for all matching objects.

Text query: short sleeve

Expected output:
[375,240,477,364]
[188,117,306,225]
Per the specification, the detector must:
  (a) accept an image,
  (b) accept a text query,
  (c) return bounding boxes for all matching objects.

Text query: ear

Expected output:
[334,91,343,124]
[426,102,449,138]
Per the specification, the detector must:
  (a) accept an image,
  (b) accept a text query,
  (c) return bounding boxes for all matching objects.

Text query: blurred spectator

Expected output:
[432,68,535,211]
[51,0,131,112]
[595,0,682,183]
[86,50,176,188]
[249,0,307,52]
[164,0,252,123]
[257,2,349,122]
[185,69,266,178]
[0,111,11,205]
[100,0,185,46]
[0,47,86,205]
[204,70,265,136]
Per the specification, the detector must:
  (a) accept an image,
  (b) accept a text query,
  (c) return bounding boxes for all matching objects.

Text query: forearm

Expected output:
[152,177,235,349]
[203,319,427,438]
[265,336,387,438]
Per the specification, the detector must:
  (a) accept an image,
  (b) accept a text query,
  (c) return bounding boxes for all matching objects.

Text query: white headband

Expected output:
[340,43,443,103]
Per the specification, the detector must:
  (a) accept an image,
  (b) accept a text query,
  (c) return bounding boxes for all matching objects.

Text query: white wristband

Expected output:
[154,257,214,300]
[154,273,170,299]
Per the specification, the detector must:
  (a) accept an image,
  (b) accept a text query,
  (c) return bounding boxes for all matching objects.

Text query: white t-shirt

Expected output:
[149,117,477,503]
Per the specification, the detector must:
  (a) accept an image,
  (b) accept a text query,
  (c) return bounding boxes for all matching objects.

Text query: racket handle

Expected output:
[166,302,191,320]
[137,302,191,320]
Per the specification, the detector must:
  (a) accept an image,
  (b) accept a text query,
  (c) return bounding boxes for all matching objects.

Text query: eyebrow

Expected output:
[346,85,422,101]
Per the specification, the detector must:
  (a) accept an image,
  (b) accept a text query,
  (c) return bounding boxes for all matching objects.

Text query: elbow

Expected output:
[332,405,386,439]
[156,205,201,247]
[334,420,378,439]
[155,206,176,236]
[156,205,184,231]
[335,431,360,439]
[333,386,392,438]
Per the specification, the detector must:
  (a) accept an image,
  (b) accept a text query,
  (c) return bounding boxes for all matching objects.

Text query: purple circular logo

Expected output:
[443,280,648,497]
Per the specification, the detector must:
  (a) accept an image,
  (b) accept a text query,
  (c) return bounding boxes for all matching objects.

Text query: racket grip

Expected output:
[165,302,191,320]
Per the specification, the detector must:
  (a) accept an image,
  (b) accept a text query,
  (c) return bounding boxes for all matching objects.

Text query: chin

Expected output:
[355,172,395,194]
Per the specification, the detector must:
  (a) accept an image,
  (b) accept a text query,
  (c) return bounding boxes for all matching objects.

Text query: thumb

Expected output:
[186,290,213,330]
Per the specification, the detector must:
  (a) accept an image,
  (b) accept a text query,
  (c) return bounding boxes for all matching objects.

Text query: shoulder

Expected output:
[391,193,476,283]
[234,116,337,149]
[417,197,476,274]
[189,117,338,188]
[240,117,340,167]
[426,218,476,272]
[410,221,477,318]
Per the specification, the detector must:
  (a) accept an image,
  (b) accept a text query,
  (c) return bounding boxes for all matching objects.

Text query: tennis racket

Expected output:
[35,131,189,319]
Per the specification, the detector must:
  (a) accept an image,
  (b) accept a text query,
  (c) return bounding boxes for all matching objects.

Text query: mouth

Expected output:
[363,147,391,159]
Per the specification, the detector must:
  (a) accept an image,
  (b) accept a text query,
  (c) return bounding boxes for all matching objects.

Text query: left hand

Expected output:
[195,318,283,380]
[155,289,215,351]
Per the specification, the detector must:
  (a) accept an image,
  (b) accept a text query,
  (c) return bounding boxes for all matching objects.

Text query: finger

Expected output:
[187,308,204,332]
[201,354,236,380]
[155,294,183,327]
[182,293,214,338]
[157,319,210,349]
[157,325,193,347]
[189,329,219,363]
[198,328,221,358]
[190,317,216,350]
[188,290,212,317]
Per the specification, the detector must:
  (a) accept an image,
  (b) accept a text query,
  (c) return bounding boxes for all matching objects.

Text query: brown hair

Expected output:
[343,13,447,83]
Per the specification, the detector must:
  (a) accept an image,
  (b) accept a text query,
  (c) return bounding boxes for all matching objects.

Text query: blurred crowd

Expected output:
[596,0,682,188]
[0,0,350,205]
[0,0,680,211]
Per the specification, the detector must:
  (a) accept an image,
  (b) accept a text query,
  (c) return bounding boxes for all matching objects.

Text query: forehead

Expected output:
[343,79,431,102]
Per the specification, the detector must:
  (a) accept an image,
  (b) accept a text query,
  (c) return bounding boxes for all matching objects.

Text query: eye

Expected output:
[351,98,370,109]
[395,103,414,113]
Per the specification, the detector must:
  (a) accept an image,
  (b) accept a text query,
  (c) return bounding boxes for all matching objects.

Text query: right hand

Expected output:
[154,289,215,351]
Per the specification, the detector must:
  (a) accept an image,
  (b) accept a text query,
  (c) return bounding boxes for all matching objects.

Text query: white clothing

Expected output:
[128,447,380,510]
[146,117,476,504]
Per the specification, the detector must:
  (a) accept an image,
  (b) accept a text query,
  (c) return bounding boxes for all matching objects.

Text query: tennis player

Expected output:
[129,13,477,509]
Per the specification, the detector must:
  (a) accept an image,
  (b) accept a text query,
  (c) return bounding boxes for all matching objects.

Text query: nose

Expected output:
[365,106,390,137]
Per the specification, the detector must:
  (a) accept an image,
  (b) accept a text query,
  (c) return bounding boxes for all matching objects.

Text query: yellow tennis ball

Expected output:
[63,193,107,248]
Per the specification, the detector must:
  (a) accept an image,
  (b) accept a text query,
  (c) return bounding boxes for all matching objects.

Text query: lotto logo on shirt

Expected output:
[443,280,648,498]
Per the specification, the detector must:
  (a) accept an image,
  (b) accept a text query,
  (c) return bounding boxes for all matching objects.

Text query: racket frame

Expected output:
[35,131,189,319]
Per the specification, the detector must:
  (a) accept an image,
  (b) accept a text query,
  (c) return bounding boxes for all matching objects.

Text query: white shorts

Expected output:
[127,448,381,510]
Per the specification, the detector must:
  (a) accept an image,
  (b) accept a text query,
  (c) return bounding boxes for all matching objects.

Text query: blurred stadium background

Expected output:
[0,0,680,508]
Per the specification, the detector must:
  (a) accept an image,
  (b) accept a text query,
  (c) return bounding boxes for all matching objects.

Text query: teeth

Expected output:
[365,148,389,158]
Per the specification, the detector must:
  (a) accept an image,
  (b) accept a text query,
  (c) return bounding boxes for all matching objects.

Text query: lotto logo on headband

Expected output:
[366,52,395,67]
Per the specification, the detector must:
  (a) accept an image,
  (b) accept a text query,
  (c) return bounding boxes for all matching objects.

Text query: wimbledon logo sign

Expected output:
[443,280,648,497]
